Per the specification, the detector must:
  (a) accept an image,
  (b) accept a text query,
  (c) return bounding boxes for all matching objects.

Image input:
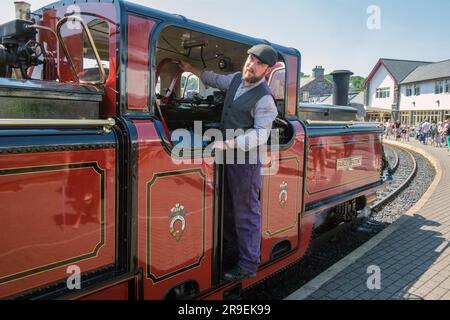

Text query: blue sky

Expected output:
[3,0,450,77]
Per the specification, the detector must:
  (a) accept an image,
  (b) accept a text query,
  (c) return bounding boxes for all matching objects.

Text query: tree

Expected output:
[350,76,365,92]
[325,75,365,92]
[324,74,333,82]
[300,72,310,78]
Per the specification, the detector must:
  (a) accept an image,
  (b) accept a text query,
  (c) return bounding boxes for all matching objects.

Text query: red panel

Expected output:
[133,120,214,299]
[149,173,207,279]
[0,149,116,298]
[286,55,299,116]
[127,17,156,110]
[260,122,304,264]
[305,134,382,205]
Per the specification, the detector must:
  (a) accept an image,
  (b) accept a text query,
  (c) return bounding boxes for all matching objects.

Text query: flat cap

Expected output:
[247,44,278,67]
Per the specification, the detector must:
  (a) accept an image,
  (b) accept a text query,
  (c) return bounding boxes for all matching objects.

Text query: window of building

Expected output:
[303,91,310,102]
[400,111,410,126]
[445,80,449,93]
[435,80,444,94]
[412,110,442,126]
[406,85,412,97]
[414,84,420,96]
[376,87,390,99]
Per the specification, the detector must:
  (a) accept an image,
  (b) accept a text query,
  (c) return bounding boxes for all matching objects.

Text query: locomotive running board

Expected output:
[304,180,384,215]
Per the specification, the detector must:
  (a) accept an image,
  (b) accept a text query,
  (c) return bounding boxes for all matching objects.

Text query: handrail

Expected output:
[55,16,107,86]
[304,120,383,127]
[0,118,115,133]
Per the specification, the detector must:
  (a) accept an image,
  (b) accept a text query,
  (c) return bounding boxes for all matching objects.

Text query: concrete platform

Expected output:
[286,140,450,300]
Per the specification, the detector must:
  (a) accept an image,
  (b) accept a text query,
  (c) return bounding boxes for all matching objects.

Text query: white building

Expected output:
[364,58,431,122]
[398,59,450,125]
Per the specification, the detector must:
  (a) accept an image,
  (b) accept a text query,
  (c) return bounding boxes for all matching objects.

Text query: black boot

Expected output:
[223,265,256,281]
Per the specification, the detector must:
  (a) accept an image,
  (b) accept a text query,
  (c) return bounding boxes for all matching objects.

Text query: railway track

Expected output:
[371,145,417,211]
[242,144,426,300]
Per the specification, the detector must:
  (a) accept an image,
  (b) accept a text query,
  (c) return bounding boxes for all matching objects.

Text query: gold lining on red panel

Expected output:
[0,162,107,285]
[264,157,301,237]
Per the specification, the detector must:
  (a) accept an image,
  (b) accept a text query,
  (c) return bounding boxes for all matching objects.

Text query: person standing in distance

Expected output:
[179,44,278,281]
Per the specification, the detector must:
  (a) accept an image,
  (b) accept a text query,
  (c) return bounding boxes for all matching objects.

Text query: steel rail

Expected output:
[370,145,417,210]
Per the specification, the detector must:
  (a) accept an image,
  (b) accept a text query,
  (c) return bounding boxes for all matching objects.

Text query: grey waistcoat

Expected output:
[220,72,273,132]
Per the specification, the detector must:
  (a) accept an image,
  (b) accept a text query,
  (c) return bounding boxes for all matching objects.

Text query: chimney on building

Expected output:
[312,65,324,79]
[14,1,31,20]
[331,70,354,106]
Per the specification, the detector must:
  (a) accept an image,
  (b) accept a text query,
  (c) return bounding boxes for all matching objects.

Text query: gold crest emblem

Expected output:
[279,181,288,208]
[169,203,187,241]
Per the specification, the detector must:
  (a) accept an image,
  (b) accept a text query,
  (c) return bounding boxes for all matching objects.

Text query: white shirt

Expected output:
[200,71,278,152]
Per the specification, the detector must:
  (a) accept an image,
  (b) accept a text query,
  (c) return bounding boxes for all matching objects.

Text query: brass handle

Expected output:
[0,118,115,133]
[305,120,382,127]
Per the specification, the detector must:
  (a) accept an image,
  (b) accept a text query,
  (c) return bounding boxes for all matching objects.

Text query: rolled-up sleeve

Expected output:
[200,71,238,91]
[235,95,278,151]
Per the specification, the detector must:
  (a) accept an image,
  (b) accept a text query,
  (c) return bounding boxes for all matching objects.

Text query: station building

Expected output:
[364,58,450,125]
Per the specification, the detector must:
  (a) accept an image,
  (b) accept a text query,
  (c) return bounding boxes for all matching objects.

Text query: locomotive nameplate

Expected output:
[336,156,363,170]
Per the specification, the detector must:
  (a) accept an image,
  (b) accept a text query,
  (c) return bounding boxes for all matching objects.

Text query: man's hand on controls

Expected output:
[178,60,202,77]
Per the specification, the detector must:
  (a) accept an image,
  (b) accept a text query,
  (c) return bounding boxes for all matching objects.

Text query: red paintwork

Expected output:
[127,16,156,111]
[305,134,382,205]
[0,149,116,298]
[237,213,315,294]
[132,119,312,299]
[260,122,305,264]
[133,120,215,300]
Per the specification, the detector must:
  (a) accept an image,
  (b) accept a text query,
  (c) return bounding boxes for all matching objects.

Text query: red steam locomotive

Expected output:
[0,0,384,299]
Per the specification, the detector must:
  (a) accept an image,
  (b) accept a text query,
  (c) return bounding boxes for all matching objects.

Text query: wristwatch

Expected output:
[224,140,232,149]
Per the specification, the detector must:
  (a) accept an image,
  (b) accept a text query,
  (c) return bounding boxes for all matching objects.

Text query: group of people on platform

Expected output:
[383,118,450,155]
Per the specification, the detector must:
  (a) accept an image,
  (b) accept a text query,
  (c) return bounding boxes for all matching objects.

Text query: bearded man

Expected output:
[179,44,278,281]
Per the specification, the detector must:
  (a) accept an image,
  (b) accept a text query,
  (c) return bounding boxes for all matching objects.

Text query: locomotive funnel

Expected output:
[331,70,353,106]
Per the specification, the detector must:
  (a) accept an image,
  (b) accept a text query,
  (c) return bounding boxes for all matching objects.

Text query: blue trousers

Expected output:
[223,163,262,273]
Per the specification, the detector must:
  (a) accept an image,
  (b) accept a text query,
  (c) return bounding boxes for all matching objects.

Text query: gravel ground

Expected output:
[242,146,435,300]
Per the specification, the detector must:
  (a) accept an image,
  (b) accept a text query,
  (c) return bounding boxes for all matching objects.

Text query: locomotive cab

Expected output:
[153,25,294,149]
